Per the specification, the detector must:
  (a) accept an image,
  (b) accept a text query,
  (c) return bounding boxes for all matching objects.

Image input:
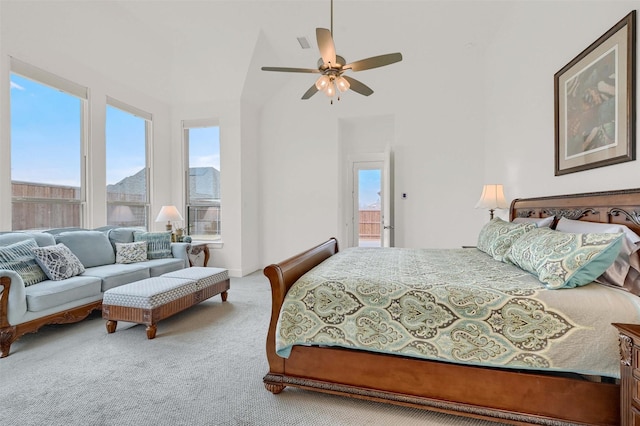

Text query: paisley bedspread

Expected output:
[275,247,640,378]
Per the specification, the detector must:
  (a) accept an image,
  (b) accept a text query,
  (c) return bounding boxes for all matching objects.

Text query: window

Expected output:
[10,59,87,230]
[105,97,150,228]
[183,121,221,240]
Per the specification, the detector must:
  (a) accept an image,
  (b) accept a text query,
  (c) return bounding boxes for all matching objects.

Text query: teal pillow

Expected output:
[506,228,623,289]
[0,238,47,286]
[133,231,172,259]
[476,218,536,262]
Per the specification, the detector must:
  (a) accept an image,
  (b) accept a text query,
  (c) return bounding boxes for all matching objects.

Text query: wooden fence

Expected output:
[359,210,381,239]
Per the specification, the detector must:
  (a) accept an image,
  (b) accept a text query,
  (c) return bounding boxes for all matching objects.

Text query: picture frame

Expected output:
[554,10,636,176]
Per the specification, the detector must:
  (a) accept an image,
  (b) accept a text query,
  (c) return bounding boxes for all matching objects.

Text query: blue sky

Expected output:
[11,73,220,187]
[359,169,380,208]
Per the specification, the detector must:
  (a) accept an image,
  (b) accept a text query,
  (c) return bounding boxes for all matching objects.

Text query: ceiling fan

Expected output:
[261,0,403,103]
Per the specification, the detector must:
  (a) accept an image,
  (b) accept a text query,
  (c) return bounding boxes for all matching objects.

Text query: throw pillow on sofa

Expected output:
[0,238,47,286]
[115,241,147,264]
[32,243,86,280]
[133,231,172,259]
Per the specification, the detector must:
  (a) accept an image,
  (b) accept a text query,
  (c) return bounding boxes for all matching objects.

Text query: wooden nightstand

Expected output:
[613,323,640,425]
[188,242,210,267]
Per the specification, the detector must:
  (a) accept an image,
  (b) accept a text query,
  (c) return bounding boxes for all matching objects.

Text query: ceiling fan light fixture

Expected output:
[335,75,350,92]
[324,81,336,97]
[315,75,330,91]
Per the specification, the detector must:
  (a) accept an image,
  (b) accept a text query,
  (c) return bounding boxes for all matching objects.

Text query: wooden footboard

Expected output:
[263,237,339,380]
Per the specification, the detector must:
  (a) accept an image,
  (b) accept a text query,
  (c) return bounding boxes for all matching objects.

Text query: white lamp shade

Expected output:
[155,205,183,223]
[475,184,508,210]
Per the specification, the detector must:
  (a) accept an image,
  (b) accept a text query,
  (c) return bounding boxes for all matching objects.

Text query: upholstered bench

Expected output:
[162,266,229,303]
[102,267,229,339]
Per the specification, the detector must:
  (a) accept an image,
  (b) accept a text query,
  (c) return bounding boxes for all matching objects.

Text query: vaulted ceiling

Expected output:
[3,1,513,106]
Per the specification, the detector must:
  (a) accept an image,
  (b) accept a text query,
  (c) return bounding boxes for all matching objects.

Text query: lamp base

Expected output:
[165,223,172,232]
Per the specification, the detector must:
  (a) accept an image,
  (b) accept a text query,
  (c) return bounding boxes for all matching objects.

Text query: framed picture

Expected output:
[554,11,636,176]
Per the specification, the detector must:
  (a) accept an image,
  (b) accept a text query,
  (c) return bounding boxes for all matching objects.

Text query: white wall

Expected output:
[484,2,640,200]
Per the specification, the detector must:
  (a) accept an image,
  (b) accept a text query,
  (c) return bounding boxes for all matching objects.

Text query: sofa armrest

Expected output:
[170,243,190,269]
[0,270,27,327]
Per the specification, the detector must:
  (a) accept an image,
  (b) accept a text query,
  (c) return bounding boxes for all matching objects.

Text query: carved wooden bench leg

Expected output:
[221,291,228,302]
[146,324,157,339]
[105,320,117,334]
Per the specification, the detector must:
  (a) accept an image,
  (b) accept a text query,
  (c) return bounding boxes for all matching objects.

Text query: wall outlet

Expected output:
[402,193,407,199]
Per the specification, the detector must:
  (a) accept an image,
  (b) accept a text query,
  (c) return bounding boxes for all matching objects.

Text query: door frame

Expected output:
[345,150,393,248]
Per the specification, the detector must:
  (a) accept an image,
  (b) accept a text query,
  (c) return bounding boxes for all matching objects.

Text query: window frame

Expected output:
[182,118,221,242]
[105,96,152,229]
[9,57,89,230]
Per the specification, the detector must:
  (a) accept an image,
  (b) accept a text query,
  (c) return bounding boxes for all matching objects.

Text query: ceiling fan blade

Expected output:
[316,28,336,66]
[301,85,319,100]
[342,75,373,96]
[261,66,320,74]
[343,53,403,72]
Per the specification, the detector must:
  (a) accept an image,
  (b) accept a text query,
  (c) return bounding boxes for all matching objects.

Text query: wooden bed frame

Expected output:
[263,188,640,426]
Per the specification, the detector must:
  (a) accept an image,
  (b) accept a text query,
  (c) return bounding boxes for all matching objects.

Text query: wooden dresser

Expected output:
[614,323,640,425]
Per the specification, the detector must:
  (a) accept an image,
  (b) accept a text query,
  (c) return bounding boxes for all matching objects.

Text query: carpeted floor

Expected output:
[0,271,501,426]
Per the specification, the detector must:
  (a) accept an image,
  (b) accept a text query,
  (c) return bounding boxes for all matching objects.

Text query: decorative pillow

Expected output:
[506,228,623,289]
[476,218,536,262]
[115,242,147,264]
[556,217,640,290]
[31,243,85,281]
[512,216,555,228]
[133,231,172,259]
[0,239,47,286]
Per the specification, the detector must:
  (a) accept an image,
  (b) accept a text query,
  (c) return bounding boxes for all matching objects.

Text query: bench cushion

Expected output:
[103,277,196,309]
[162,267,228,288]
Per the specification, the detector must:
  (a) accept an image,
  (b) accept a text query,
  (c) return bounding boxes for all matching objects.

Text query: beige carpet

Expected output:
[0,272,502,426]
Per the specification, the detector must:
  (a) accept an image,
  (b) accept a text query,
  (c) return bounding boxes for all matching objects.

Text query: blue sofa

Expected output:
[0,227,190,357]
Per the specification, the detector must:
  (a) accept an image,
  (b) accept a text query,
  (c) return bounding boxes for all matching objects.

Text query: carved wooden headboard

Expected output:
[510,188,640,235]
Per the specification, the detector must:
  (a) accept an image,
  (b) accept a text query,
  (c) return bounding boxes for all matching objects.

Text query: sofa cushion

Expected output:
[25,275,102,312]
[115,242,147,264]
[107,227,142,250]
[82,263,151,292]
[0,232,56,248]
[134,231,173,259]
[55,231,115,268]
[0,239,47,286]
[32,243,86,280]
[145,258,186,277]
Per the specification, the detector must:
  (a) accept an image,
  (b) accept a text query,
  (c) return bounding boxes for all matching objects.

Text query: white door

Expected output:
[350,151,393,247]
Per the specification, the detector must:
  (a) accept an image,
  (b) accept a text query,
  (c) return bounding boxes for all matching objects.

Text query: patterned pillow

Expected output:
[133,231,172,259]
[31,243,86,281]
[506,228,623,289]
[0,238,47,286]
[115,242,147,264]
[477,218,536,262]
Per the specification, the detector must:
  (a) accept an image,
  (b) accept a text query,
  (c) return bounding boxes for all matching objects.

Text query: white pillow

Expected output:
[555,217,640,290]
[556,217,640,244]
[512,216,555,228]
